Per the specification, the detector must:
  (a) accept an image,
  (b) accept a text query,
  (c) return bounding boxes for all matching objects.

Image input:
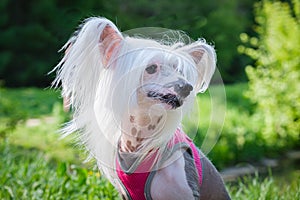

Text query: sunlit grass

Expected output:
[0,141,119,200]
[1,139,299,199]
[228,173,300,200]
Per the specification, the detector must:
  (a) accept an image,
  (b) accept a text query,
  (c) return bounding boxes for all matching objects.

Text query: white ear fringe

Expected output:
[52,17,120,110]
[175,39,216,93]
[51,17,123,184]
[196,41,216,93]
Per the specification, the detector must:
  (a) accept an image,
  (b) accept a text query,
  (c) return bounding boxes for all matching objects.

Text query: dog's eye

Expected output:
[145,64,158,74]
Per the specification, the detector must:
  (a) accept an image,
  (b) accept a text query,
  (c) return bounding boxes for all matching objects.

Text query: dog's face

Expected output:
[138,62,193,110]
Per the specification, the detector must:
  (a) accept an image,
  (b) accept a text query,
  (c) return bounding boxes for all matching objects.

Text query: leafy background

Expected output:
[0,0,254,86]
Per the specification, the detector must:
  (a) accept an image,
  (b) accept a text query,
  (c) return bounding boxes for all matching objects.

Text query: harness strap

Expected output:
[116,128,203,200]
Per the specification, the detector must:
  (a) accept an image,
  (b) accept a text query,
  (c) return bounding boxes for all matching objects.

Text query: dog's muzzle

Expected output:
[147,80,193,109]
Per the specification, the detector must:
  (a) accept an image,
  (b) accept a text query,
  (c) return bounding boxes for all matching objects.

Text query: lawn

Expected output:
[0,85,299,199]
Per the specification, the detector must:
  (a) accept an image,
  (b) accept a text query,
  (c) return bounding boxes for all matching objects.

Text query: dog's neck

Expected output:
[119,106,165,153]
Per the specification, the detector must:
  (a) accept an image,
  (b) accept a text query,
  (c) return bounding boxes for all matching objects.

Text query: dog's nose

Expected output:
[174,80,193,98]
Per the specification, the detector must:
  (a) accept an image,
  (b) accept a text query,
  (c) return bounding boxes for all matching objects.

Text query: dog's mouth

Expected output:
[147,91,183,109]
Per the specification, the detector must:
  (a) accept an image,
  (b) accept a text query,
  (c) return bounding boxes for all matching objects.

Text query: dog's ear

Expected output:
[99,22,123,67]
[52,18,124,111]
[181,41,216,92]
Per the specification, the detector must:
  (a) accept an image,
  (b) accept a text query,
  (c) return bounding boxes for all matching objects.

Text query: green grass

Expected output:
[1,87,120,199]
[228,173,300,200]
[1,85,299,199]
[0,141,119,200]
[1,141,299,199]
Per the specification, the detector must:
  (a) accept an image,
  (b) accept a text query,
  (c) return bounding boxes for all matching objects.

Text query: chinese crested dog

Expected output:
[52,17,230,200]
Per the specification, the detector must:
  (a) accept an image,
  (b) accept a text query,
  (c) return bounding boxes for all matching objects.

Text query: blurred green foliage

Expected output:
[0,86,27,138]
[240,0,300,148]
[192,84,268,168]
[0,0,254,87]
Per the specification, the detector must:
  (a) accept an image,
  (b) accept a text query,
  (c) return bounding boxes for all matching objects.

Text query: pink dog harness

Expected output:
[116,128,203,200]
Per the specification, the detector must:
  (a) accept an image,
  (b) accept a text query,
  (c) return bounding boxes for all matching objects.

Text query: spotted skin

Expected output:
[122,115,163,153]
[130,115,135,123]
[131,127,137,136]
[157,115,163,124]
[148,124,156,131]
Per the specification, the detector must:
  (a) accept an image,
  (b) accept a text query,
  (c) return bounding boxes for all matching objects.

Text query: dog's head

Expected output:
[93,19,217,112]
[57,17,216,113]
[54,17,217,135]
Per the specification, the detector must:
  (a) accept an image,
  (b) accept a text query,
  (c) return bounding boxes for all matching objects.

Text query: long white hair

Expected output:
[52,17,216,186]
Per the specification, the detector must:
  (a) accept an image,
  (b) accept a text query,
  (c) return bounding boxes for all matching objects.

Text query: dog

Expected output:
[52,17,231,200]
